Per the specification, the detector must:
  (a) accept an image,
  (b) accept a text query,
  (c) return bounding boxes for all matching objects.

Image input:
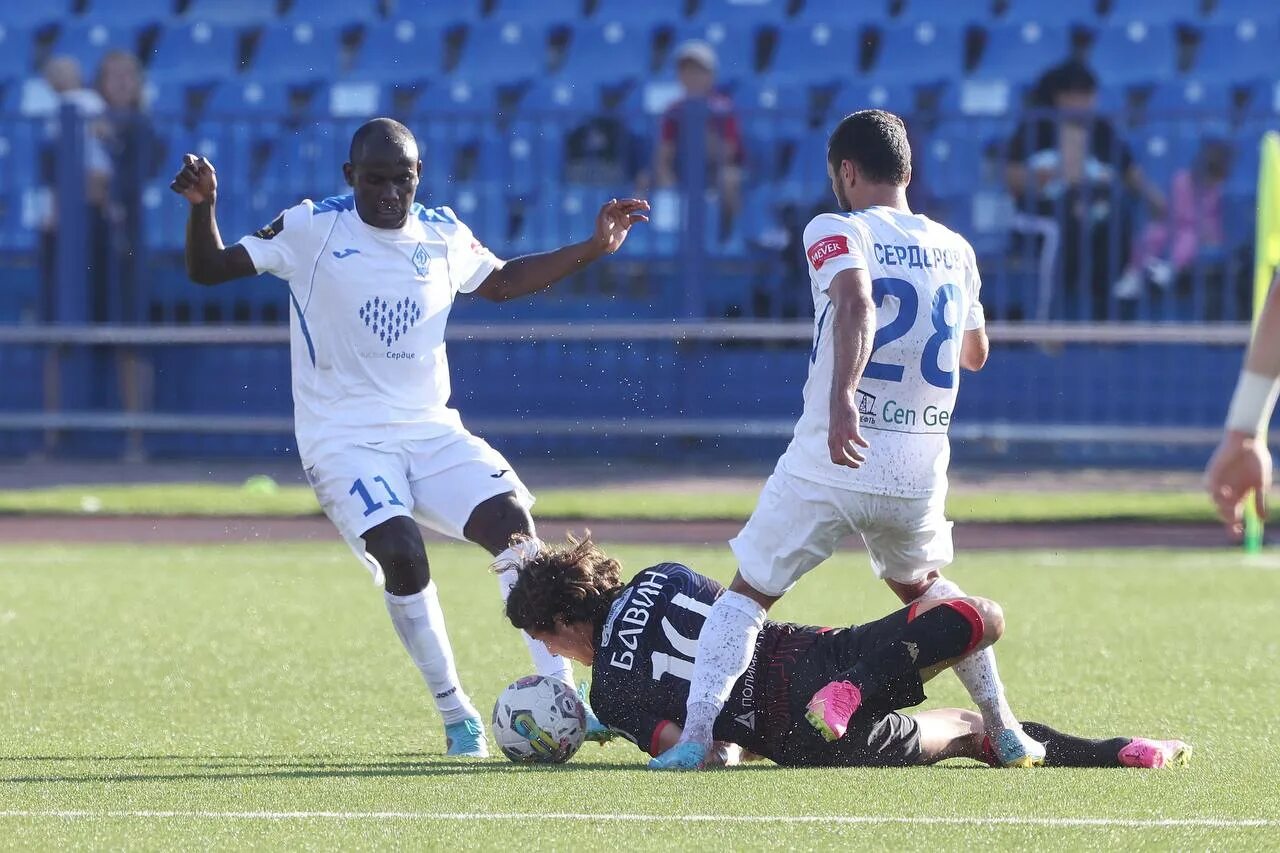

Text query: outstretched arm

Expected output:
[1205,275,1280,536]
[169,154,256,286]
[472,198,648,302]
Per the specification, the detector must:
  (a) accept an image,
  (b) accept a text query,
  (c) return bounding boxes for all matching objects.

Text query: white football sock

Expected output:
[495,538,575,688]
[679,590,767,748]
[919,576,1020,733]
[384,583,479,725]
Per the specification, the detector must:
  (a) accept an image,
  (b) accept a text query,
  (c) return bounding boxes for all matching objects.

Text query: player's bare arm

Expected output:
[827,268,876,468]
[1205,273,1280,535]
[472,198,650,303]
[169,154,256,286]
[960,327,990,372]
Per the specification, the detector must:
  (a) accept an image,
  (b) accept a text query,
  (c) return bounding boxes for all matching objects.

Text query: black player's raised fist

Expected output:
[170,154,218,206]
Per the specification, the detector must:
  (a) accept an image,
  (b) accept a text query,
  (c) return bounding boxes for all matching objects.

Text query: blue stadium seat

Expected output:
[977,23,1070,81]
[592,0,688,26]
[451,22,549,87]
[1209,0,1280,20]
[669,23,759,84]
[183,0,282,27]
[144,22,240,85]
[247,23,344,86]
[768,23,860,84]
[1088,22,1177,87]
[0,26,36,84]
[83,0,178,28]
[141,79,191,115]
[391,0,486,29]
[1244,79,1279,116]
[491,0,585,27]
[557,22,651,90]
[872,23,966,85]
[2,0,74,30]
[1131,124,1201,189]
[521,78,603,114]
[794,0,888,27]
[284,0,383,27]
[896,0,991,27]
[413,80,498,148]
[998,0,1099,28]
[477,122,567,195]
[52,22,145,76]
[205,80,292,118]
[778,131,830,202]
[350,20,450,84]
[693,0,792,24]
[324,80,397,118]
[828,79,917,116]
[265,124,351,201]
[1145,79,1233,115]
[735,77,810,142]
[1105,0,1205,26]
[918,124,987,197]
[938,78,1021,118]
[1195,21,1279,84]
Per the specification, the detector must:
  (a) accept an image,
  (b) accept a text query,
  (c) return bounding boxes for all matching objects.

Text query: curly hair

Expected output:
[503,534,625,634]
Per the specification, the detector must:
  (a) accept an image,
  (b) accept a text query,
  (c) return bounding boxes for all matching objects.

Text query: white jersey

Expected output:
[779,206,985,498]
[237,195,503,463]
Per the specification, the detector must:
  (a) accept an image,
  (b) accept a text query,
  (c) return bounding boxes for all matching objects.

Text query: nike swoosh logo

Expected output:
[332,248,361,259]
[491,470,509,478]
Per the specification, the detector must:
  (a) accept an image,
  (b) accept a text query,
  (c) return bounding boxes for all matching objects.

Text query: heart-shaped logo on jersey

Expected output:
[358,297,423,348]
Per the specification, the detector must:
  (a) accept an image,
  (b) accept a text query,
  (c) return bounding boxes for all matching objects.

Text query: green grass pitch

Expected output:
[3,541,1278,849]
[0,482,1229,524]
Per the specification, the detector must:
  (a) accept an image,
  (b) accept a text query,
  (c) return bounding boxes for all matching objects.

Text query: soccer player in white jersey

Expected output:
[652,110,1044,770]
[1206,273,1280,536]
[169,118,648,757]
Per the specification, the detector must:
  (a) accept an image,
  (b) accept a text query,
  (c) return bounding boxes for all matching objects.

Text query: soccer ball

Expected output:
[492,675,588,764]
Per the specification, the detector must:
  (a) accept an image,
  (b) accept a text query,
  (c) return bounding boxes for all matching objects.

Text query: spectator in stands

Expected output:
[1113,137,1231,301]
[33,55,114,311]
[96,49,161,460]
[96,50,160,322]
[29,55,115,456]
[651,40,744,242]
[1005,60,1165,320]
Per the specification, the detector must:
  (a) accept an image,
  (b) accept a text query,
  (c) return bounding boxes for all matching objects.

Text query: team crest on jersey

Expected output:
[358,296,423,348]
[411,243,429,276]
[856,390,877,426]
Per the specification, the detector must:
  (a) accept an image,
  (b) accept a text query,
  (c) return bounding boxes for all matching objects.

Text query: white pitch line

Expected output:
[0,811,1275,828]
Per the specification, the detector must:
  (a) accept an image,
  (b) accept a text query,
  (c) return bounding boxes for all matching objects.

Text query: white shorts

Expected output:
[304,430,533,582]
[729,466,953,598]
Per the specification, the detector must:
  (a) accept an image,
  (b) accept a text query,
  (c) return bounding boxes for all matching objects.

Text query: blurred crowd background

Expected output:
[0,0,1276,462]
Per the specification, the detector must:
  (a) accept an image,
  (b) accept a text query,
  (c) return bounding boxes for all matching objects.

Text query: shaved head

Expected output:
[348,117,417,165]
[343,118,421,229]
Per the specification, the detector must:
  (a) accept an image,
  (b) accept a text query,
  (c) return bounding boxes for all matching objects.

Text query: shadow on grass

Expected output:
[0,752,786,784]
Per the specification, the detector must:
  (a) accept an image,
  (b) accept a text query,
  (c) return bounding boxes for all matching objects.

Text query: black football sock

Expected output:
[836,600,983,697]
[1021,721,1131,767]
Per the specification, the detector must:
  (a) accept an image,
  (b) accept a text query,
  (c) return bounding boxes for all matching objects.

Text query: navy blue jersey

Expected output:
[588,563,827,759]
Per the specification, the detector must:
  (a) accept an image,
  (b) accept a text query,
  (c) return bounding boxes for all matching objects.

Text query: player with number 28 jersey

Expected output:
[789,207,983,498]
[657,110,1046,773]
